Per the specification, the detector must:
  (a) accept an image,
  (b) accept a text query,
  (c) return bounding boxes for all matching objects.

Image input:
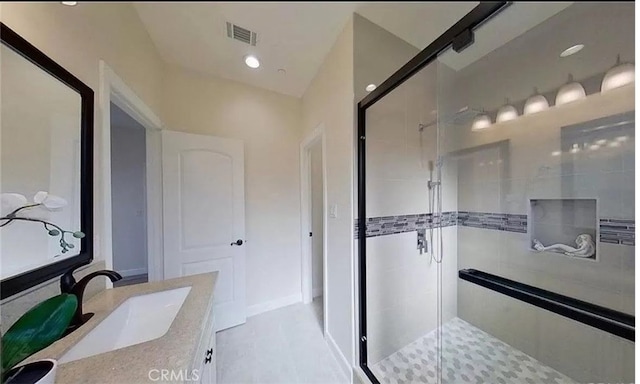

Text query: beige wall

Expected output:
[0,1,162,317]
[1,7,367,375]
[353,14,419,103]
[1,2,163,114]
[1,1,164,262]
[1,3,307,321]
[302,18,355,367]
[160,64,303,309]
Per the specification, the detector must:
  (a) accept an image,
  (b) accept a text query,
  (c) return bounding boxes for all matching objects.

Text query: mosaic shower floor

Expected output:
[372,317,575,384]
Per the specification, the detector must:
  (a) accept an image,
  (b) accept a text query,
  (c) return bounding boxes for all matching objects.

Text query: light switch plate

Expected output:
[329,204,338,218]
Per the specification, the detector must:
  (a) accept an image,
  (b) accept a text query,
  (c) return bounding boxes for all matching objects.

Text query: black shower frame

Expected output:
[356,3,510,382]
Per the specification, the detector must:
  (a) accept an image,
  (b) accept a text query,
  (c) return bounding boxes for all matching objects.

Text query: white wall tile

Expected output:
[366,232,417,275]
[592,171,625,218]
[591,332,635,384]
[621,137,635,171]
[498,299,539,358]
[401,289,438,346]
[457,181,480,212]
[366,178,429,217]
[500,178,528,214]
[620,246,635,315]
[367,262,406,314]
[536,309,599,382]
[367,139,409,180]
[457,227,502,275]
[477,181,501,213]
[621,169,635,219]
[367,304,406,364]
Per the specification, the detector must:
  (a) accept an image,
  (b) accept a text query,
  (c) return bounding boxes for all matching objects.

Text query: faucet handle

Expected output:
[60,258,92,293]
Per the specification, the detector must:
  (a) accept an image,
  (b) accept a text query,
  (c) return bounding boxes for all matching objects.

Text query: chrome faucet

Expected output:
[60,260,122,331]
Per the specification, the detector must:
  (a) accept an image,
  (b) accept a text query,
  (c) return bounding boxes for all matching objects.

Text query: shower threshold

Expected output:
[372,317,575,384]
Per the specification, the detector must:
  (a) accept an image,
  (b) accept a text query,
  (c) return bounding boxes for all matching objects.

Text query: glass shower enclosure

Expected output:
[358,2,635,384]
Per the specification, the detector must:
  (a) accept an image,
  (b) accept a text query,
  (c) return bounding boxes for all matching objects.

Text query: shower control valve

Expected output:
[417,229,428,254]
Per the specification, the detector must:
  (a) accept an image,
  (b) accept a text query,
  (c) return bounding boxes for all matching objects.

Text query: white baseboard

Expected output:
[312,287,323,298]
[247,293,302,317]
[326,331,352,382]
[118,268,147,277]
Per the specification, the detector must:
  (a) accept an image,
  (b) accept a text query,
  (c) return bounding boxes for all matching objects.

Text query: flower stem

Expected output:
[0,216,76,253]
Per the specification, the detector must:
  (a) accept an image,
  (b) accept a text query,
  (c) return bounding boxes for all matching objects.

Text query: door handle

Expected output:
[230,239,244,246]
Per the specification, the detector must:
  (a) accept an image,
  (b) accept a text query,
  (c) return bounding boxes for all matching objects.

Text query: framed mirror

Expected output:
[0,23,94,299]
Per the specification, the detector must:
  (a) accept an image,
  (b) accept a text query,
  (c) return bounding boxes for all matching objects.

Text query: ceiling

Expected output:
[134,2,357,97]
[134,2,576,98]
[356,2,476,51]
[133,2,482,97]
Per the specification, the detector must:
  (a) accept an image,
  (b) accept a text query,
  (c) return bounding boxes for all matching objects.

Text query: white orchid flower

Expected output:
[1,193,28,216]
[33,191,67,210]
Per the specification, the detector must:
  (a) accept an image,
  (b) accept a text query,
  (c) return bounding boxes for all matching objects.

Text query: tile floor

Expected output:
[372,317,575,384]
[216,298,349,384]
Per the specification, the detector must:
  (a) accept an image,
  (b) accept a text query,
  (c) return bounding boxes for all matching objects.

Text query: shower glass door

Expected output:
[360,2,634,384]
[363,58,445,380]
[435,2,634,384]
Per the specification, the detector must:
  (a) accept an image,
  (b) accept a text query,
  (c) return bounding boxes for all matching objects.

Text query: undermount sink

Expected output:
[59,286,191,364]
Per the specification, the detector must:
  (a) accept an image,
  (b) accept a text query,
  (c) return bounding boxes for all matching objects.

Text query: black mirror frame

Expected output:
[0,22,94,300]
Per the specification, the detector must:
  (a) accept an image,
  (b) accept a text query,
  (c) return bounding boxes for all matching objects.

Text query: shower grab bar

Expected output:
[458,269,634,341]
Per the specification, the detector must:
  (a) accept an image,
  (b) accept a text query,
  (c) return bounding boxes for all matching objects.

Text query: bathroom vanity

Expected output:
[25,272,218,383]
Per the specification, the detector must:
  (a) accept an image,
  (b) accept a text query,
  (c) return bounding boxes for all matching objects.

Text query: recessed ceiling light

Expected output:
[277,68,286,75]
[551,150,562,157]
[560,44,584,58]
[365,84,376,92]
[61,1,78,5]
[244,55,260,69]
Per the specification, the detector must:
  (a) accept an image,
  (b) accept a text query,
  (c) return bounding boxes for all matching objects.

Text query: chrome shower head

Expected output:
[418,106,482,130]
[446,106,482,125]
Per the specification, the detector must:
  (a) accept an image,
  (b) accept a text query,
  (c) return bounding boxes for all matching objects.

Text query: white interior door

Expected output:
[162,130,246,331]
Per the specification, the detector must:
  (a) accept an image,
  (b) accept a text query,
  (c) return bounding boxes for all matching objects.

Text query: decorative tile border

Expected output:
[600,219,635,246]
[355,212,635,247]
[458,211,527,233]
[355,212,457,239]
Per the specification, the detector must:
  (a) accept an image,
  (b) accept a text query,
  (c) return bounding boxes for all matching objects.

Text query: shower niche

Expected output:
[529,199,598,261]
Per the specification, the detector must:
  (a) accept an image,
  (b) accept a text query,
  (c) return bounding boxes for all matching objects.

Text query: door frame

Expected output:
[300,125,328,332]
[98,61,164,283]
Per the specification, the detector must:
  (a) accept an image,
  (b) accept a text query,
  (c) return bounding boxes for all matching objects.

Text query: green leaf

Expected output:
[72,231,85,239]
[1,294,77,375]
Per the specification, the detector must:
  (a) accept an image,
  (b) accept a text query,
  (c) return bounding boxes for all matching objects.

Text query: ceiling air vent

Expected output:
[226,22,257,46]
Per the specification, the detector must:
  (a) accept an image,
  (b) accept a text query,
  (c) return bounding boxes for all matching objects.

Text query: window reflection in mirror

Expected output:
[1,44,82,279]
